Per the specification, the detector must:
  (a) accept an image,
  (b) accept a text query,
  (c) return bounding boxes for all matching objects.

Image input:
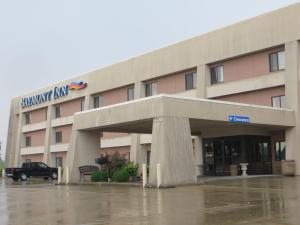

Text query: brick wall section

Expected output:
[213,86,285,107]
[24,130,46,147]
[53,125,72,144]
[210,46,284,83]
[22,154,44,162]
[56,98,84,117]
[27,108,47,124]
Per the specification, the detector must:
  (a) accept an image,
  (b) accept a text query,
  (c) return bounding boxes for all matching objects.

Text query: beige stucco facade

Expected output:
[5,3,300,186]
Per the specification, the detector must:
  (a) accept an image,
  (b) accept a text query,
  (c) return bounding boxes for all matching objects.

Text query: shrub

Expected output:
[112,169,129,182]
[110,153,127,173]
[91,170,108,182]
[125,162,139,177]
[0,169,2,177]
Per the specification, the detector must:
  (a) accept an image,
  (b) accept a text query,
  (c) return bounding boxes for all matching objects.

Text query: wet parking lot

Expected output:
[1,176,300,225]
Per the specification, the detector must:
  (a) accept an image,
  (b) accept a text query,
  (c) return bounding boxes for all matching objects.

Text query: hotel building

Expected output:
[5,3,300,186]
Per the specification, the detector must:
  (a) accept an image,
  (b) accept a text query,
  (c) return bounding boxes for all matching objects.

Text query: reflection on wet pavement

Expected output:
[0,176,300,225]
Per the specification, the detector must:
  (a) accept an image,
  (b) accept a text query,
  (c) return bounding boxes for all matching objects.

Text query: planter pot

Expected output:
[230,164,238,176]
[282,160,296,176]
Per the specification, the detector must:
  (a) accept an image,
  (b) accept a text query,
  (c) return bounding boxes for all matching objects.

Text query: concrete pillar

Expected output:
[194,136,203,177]
[66,130,101,182]
[84,94,92,110]
[134,81,145,99]
[130,134,147,164]
[6,99,20,167]
[149,117,196,186]
[43,105,54,165]
[14,112,24,167]
[285,40,300,174]
[196,64,209,98]
[130,81,146,164]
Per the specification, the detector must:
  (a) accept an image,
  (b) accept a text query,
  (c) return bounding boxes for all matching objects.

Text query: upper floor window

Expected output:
[269,51,285,72]
[145,82,157,97]
[127,87,134,101]
[55,105,61,118]
[275,141,286,161]
[185,72,197,90]
[211,65,224,85]
[272,95,286,108]
[25,136,31,147]
[80,99,85,111]
[55,131,62,144]
[25,114,31,125]
[94,95,103,108]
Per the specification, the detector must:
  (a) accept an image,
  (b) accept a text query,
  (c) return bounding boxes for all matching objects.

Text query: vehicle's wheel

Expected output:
[51,172,58,180]
[12,177,18,181]
[20,173,28,181]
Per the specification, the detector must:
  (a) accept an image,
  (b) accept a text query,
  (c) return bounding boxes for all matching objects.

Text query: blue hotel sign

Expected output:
[21,85,69,108]
[229,115,250,123]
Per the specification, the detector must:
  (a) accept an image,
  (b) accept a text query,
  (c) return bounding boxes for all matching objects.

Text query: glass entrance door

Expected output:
[203,137,241,176]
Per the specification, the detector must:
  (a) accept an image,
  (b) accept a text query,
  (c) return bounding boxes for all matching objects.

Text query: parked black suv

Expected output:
[5,162,58,181]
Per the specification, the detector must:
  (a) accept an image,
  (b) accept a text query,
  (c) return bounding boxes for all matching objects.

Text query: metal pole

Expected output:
[58,167,62,184]
[157,163,162,188]
[142,164,147,188]
[65,166,69,184]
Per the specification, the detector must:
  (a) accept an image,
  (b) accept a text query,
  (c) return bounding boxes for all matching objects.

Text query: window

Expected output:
[45,109,48,120]
[127,87,134,101]
[55,105,61,118]
[94,96,103,108]
[275,141,286,161]
[55,157,63,168]
[80,99,85,111]
[145,82,158,97]
[269,51,285,72]
[210,65,224,84]
[55,131,62,144]
[25,114,31,125]
[185,72,197,90]
[25,136,31,147]
[25,159,31,163]
[37,162,48,169]
[253,142,270,162]
[272,95,286,108]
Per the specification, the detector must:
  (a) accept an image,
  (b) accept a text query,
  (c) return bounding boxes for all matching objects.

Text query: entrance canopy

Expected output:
[73,95,295,134]
[67,95,295,185]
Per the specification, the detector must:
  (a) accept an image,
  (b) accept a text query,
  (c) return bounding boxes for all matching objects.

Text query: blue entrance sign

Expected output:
[229,115,250,123]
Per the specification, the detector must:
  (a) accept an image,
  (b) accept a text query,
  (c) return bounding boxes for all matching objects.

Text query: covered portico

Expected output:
[65,95,295,186]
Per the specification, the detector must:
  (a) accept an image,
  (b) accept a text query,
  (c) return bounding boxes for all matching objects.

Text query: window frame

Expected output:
[271,95,285,108]
[145,82,158,97]
[93,95,102,108]
[275,141,286,161]
[269,51,285,72]
[80,99,85,111]
[185,71,197,90]
[55,131,63,144]
[25,136,31,147]
[127,86,134,101]
[25,113,31,125]
[210,65,224,85]
[55,105,61,118]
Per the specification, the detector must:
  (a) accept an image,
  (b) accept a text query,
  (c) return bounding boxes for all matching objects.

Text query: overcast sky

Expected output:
[0,0,299,160]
